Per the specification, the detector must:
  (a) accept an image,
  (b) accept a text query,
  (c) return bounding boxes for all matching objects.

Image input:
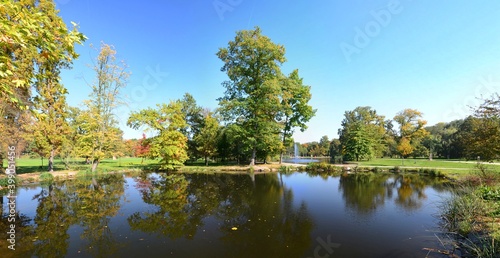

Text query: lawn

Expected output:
[353,158,500,178]
[354,158,484,168]
[3,157,160,174]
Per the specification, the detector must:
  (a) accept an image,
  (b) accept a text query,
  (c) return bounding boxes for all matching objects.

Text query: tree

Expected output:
[0,0,85,111]
[127,101,188,170]
[1,0,85,171]
[217,27,287,165]
[329,138,341,160]
[397,137,413,158]
[343,124,372,161]
[338,107,386,161]
[135,134,151,163]
[78,43,129,171]
[307,142,323,157]
[30,52,72,172]
[178,93,204,161]
[216,123,247,164]
[393,109,429,159]
[319,135,330,156]
[194,114,220,166]
[454,116,500,161]
[278,70,315,163]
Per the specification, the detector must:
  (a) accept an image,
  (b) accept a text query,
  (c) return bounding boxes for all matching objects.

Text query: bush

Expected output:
[477,186,500,201]
[0,176,18,187]
[39,172,54,182]
[475,162,500,185]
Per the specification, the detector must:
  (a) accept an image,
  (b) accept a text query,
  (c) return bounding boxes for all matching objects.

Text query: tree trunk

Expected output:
[48,149,54,172]
[91,159,99,172]
[279,152,283,165]
[250,148,256,166]
[205,156,208,166]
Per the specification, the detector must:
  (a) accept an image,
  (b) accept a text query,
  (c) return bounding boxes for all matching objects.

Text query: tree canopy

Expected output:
[217,27,314,165]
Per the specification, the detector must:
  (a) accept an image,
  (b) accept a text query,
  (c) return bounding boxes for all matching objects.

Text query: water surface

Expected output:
[1,172,450,258]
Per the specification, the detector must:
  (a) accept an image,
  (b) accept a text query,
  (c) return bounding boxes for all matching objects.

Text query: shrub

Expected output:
[477,186,500,201]
[39,172,54,182]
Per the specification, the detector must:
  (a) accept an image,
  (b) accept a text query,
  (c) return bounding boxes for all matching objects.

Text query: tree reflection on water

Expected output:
[339,173,447,214]
[129,173,314,257]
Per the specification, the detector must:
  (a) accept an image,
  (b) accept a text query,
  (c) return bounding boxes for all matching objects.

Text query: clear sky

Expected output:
[56,0,500,143]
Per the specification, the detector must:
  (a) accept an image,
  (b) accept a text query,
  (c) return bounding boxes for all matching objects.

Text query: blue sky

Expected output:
[56,0,500,143]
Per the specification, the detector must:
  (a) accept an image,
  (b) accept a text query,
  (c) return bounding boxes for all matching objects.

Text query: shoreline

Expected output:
[0,162,459,187]
[0,163,310,187]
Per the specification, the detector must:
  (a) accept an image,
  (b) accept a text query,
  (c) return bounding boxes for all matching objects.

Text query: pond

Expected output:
[1,171,451,258]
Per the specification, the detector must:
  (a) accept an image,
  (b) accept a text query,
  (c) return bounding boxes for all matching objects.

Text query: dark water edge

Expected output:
[1,172,451,258]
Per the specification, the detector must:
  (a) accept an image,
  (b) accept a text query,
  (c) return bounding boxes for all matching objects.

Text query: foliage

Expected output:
[454,115,500,161]
[75,43,128,171]
[217,27,314,165]
[0,0,85,172]
[128,101,188,170]
[393,109,429,158]
[396,137,413,158]
[39,172,54,182]
[338,107,386,161]
[477,186,500,201]
[194,114,219,166]
[0,0,85,110]
[278,70,316,162]
[135,133,150,162]
[178,93,204,160]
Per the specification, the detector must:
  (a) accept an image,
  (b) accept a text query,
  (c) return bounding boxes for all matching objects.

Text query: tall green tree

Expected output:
[79,43,128,171]
[343,123,373,161]
[329,138,341,158]
[278,70,315,163]
[338,107,386,161]
[217,27,314,165]
[178,93,204,161]
[127,101,188,170]
[216,123,247,164]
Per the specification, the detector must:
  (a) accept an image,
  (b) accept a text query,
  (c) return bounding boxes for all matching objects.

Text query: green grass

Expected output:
[2,157,161,174]
[355,158,481,168]
[353,158,500,178]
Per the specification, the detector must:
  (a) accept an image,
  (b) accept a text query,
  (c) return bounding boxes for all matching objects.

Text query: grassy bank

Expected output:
[353,158,500,179]
[0,157,306,186]
[436,164,500,257]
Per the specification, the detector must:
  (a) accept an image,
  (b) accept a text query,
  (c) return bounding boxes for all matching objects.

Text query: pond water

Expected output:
[1,172,451,258]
